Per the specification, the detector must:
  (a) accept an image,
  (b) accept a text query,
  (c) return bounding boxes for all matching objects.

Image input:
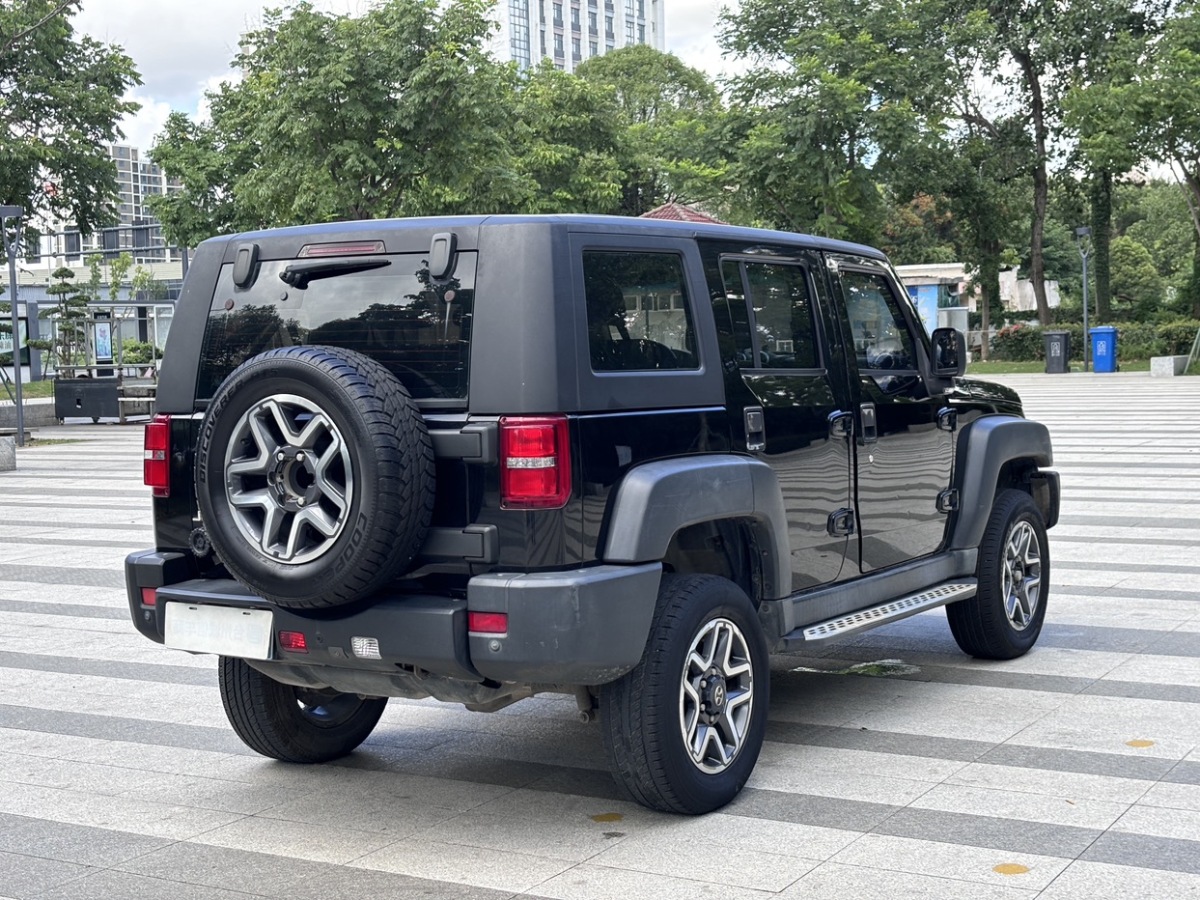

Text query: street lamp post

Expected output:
[1,205,25,446]
[1075,226,1092,373]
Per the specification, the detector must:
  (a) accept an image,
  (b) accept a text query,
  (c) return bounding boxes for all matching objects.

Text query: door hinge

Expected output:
[827,507,856,537]
[936,489,960,513]
[827,410,853,439]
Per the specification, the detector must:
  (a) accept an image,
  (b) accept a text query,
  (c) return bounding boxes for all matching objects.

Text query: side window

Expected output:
[721,260,820,369]
[840,270,916,371]
[583,251,698,371]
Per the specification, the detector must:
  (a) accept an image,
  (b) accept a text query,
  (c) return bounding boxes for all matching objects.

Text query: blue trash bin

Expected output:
[1090,326,1118,373]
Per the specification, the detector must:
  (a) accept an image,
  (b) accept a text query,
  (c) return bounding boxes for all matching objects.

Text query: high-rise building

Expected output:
[41,144,183,266]
[492,0,664,72]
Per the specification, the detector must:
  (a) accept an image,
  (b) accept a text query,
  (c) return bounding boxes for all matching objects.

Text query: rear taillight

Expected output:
[144,414,171,497]
[499,416,571,509]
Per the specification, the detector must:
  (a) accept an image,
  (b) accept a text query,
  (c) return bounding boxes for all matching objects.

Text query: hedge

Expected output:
[990,320,1200,362]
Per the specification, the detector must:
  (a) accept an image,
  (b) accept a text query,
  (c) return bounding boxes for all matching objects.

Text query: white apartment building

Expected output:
[39,144,183,266]
[491,0,664,73]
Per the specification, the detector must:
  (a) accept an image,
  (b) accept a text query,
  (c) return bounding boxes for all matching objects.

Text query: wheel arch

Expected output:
[600,456,791,601]
[949,415,1058,551]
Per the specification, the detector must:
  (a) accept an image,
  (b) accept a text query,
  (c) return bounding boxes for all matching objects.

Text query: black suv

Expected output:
[127,215,1059,814]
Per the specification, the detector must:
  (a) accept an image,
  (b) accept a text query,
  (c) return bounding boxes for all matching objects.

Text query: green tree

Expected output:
[973,0,1168,325]
[0,0,139,234]
[28,266,88,368]
[577,45,727,215]
[1119,181,1195,292]
[507,63,625,214]
[1110,235,1165,317]
[719,0,959,241]
[149,0,524,246]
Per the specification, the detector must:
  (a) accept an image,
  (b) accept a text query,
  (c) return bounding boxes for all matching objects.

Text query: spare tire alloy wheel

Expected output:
[197,346,435,610]
[225,393,353,565]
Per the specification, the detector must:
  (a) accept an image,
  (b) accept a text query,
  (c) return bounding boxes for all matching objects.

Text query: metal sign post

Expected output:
[1,205,25,445]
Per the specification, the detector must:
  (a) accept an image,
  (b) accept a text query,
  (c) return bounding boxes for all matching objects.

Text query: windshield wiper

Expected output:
[279,258,390,290]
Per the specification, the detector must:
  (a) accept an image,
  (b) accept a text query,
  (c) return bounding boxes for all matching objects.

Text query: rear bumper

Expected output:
[125,550,660,686]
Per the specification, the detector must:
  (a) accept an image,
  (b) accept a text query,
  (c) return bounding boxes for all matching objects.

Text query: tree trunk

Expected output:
[979,246,1002,362]
[1015,49,1051,325]
[1186,237,1200,320]
[1089,169,1112,321]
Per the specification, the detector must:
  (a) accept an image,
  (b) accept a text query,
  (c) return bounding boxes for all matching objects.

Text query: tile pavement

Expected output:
[0,373,1197,898]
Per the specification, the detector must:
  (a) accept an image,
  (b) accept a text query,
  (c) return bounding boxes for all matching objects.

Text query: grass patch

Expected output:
[966,359,1152,375]
[0,380,53,400]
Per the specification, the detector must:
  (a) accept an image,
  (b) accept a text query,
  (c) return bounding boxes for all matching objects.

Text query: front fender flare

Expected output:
[950,415,1054,551]
[601,455,791,600]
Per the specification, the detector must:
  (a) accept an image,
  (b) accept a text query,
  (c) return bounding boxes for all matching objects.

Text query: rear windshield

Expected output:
[196,252,476,403]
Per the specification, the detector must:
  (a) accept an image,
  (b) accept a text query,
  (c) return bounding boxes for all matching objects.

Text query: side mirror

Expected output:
[931,327,966,378]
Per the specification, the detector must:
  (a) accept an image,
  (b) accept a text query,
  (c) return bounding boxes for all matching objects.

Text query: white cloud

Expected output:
[116,93,173,152]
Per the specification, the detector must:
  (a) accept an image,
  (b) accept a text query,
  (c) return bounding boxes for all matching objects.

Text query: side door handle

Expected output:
[859,402,877,445]
[744,406,765,452]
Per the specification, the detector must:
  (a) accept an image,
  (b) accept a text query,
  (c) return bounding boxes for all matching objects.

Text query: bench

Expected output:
[1150,356,1189,377]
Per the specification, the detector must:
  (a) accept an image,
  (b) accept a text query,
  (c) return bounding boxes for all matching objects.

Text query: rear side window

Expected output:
[721,259,820,369]
[196,253,476,402]
[583,251,699,371]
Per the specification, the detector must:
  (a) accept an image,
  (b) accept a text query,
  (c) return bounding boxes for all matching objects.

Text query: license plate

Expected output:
[164,603,273,660]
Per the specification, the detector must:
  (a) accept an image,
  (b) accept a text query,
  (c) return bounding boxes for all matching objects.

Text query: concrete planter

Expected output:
[0,399,57,429]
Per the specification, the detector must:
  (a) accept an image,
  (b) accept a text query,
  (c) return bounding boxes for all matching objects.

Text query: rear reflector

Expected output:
[351,636,382,659]
[278,631,308,653]
[140,587,157,607]
[143,415,171,497]
[499,416,571,509]
[468,611,508,634]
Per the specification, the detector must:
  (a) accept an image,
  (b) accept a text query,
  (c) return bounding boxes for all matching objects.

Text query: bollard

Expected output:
[0,435,14,472]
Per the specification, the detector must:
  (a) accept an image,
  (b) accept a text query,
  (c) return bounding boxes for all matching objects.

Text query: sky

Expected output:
[72,0,743,153]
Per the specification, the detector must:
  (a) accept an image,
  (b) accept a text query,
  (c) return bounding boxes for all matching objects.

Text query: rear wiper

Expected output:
[279,257,390,289]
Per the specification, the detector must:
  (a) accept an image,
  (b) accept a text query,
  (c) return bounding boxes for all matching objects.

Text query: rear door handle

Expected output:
[744,406,765,452]
[859,402,877,444]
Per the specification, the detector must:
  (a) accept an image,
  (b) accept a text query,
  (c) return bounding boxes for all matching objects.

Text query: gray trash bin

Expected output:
[1044,330,1070,374]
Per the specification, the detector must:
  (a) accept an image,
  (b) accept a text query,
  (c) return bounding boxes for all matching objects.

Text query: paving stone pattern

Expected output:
[0,373,1199,899]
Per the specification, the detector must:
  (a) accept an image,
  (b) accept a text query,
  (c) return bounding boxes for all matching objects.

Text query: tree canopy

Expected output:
[0,0,139,233]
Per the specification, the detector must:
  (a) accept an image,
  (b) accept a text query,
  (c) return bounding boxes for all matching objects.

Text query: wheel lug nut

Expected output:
[296,452,305,461]
[277,452,286,461]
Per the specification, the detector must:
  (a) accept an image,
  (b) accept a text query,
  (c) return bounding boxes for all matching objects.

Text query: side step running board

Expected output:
[800,580,977,642]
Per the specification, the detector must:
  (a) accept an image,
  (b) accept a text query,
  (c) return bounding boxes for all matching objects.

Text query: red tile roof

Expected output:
[639,202,724,224]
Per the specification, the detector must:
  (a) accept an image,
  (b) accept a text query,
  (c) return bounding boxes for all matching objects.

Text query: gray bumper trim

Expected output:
[468,563,662,685]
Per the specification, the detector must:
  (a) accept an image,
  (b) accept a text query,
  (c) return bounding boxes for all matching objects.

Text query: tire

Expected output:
[218,657,387,762]
[947,489,1049,660]
[600,574,769,814]
[195,346,435,609]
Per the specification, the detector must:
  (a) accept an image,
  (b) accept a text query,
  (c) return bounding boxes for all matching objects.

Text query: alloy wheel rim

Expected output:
[1002,520,1042,631]
[223,394,354,565]
[678,617,755,774]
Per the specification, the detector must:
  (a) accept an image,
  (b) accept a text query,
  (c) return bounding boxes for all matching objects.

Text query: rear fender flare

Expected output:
[601,456,791,601]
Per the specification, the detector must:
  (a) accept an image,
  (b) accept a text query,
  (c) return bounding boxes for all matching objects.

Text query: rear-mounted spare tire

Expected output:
[196,345,435,609]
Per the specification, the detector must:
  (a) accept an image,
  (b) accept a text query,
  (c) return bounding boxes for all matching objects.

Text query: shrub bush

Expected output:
[986,320,1200,362]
